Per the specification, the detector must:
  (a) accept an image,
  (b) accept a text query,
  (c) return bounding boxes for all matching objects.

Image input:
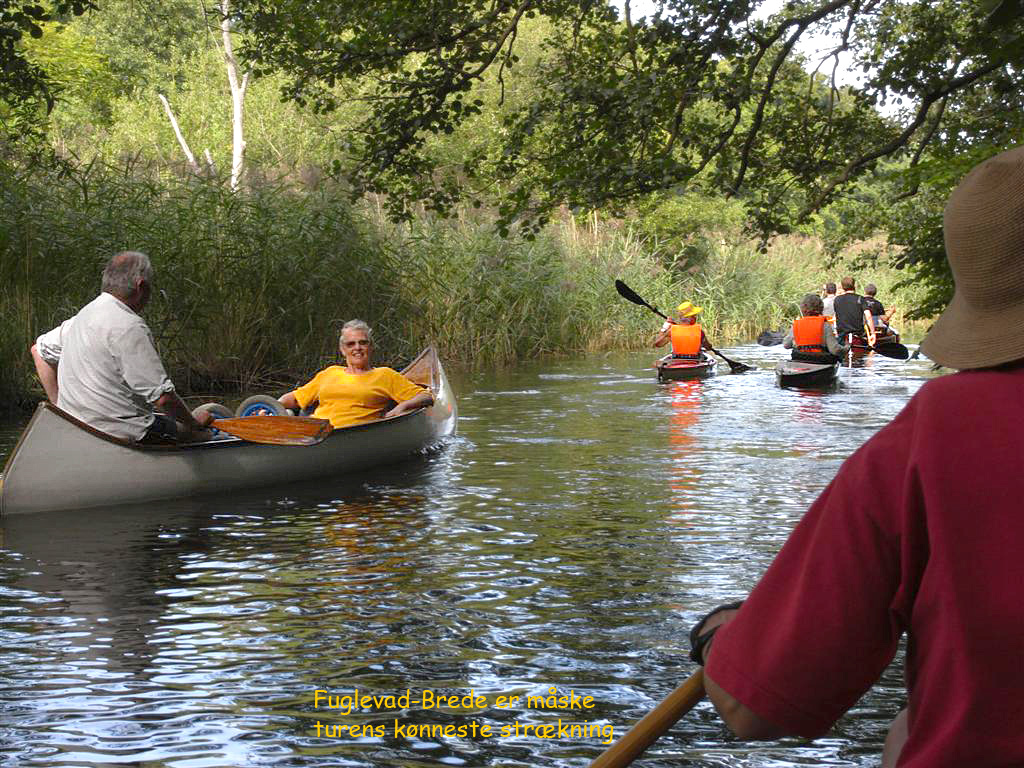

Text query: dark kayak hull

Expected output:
[776,359,839,389]
[848,329,901,352]
[656,353,717,381]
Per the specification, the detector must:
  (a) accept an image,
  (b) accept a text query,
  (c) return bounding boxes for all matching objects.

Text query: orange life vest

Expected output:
[670,323,702,356]
[792,315,828,355]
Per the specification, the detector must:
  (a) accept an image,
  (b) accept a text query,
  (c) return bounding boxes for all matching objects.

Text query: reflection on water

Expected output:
[666,380,703,524]
[0,345,937,767]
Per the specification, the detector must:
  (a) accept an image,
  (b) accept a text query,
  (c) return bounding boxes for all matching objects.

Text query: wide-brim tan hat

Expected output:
[920,145,1024,369]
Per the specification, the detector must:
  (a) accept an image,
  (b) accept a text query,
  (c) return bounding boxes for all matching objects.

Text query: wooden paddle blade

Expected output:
[211,416,333,446]
[589,669,705,768]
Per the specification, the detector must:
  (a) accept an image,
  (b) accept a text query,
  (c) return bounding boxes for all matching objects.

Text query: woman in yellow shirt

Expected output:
[279,320,433,428]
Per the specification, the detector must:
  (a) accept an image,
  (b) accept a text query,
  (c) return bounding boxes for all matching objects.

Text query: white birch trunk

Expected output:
[220,0,249,191]
[158,93,201,173]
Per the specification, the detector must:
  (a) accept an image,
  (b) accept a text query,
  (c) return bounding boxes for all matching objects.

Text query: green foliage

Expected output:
[228,1,1024,237]
[0,0,95,133]
[633,192,746,272]
[74,0,210,90]
[20,20,120,136]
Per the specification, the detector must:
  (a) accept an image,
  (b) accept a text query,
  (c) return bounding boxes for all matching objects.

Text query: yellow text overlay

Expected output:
[311,687,614,744]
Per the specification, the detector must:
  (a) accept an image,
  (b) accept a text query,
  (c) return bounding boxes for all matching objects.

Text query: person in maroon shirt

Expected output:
[689,144,1024,768]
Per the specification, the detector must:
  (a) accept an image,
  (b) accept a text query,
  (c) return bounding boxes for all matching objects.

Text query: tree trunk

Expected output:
[158,93,201,174]
[220,0,249,191]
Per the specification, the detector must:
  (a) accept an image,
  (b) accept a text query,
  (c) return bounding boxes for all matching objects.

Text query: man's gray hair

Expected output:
[340,319,373,345]
[800,293,824,315]
[102,251,154,298]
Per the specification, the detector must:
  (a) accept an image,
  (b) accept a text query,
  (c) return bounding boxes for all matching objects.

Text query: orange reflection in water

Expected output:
[793,388,826,425]
[665,380,703,523]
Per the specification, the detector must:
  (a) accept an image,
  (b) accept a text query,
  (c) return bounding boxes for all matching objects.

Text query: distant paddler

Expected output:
[782,294,848,363]
[821,282,838,319]
[653,301,713,359]
[862,283,896,343]
[278,319,434,428]
[832,276,868,341]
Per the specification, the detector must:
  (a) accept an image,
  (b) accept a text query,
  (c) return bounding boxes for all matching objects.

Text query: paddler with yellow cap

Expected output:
[653,301,713,359]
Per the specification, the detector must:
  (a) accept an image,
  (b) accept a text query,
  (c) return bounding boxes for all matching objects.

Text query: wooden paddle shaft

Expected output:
[589,669,705,768]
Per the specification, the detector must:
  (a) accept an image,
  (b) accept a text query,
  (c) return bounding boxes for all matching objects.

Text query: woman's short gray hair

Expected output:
[800,293,824,315]
[102,251,153,298]
[339,319,373,346]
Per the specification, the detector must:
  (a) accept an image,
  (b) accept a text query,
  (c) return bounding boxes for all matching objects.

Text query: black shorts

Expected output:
[141,413,178,443]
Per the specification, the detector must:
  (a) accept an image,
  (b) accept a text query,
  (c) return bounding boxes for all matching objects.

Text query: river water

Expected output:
[0,345,940,768]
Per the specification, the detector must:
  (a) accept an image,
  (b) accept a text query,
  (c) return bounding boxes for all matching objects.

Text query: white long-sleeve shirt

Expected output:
[54,292,175,440]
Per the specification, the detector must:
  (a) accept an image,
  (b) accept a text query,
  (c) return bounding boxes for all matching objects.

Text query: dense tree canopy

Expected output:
[230,0,1024,238]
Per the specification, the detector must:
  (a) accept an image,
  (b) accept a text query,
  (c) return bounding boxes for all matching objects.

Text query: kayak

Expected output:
[655,352,717,381]
[0,347,457,515]
[775,359,839,389]
[848,327,901,352]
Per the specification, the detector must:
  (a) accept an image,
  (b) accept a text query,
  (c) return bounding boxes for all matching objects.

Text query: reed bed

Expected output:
[0,159,931,413]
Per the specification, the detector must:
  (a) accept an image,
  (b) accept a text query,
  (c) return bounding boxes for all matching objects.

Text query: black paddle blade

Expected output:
[614,279,668,320]
[873,342,910,360]
[709,346,753,373]
[615,279,645,306]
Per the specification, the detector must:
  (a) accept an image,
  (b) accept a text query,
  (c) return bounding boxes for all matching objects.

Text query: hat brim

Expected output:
[920,289,1024,369]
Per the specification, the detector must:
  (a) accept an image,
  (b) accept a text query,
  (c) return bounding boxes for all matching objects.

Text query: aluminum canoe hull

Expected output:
[1,347,457,515]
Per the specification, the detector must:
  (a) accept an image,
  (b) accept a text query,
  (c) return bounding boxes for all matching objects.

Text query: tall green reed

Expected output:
[0,158,933,415]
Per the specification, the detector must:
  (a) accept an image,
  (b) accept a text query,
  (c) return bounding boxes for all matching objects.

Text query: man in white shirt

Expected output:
[34,251,213,442]
[821,282,837,318]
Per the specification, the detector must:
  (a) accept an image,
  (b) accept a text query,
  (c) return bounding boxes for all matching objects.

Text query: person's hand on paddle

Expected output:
[194,409,215,428]
[689,601,744,666]
[186,407,216,439]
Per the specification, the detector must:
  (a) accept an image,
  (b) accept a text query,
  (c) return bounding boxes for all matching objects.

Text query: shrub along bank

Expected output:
[0,160,929,414]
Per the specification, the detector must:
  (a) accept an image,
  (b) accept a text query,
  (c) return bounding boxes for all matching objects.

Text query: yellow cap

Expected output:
[677,301,701,317]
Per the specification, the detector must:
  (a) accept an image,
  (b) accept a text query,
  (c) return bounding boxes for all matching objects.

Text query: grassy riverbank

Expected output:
[0,161,930,414]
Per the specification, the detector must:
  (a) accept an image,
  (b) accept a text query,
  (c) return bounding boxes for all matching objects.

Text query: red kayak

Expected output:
[655,352,717,381]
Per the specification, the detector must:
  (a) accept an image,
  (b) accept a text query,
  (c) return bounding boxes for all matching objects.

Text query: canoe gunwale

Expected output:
[20,402,431,456]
